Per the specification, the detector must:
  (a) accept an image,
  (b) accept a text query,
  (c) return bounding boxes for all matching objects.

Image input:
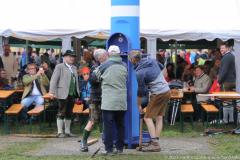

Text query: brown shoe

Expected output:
[141,141,161,152]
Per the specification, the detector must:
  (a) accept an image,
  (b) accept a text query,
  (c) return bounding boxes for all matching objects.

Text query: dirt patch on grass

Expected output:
[32,137,213,156]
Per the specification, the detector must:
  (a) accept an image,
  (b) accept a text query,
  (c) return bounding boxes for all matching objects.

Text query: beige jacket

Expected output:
[49,63,79,99]
[22,74,49,99]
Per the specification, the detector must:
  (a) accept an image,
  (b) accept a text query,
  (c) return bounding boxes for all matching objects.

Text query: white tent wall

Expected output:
[61,37,72,53]
[146,38,157,59]
[0,36,3,55]
[234,40,240,92]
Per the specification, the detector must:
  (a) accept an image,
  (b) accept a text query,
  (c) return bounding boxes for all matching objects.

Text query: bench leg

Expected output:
[15,116,19,133]
[39,115,43,132]
[206,114,209,128]
[201,109,205,127]
[4,115,9,134]
[180,113,184,132]
[217,112,220,128]
[190,114,194,129]
[29,118,33,134]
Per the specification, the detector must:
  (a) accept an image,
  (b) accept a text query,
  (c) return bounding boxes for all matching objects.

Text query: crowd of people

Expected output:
[157,42,236,124]
[0,41,237,155]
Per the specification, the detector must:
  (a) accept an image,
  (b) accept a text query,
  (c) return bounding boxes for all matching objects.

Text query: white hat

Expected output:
[108,45,120,55]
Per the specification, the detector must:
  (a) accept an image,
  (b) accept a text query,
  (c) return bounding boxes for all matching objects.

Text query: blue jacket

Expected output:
[79,78,91,101]
[134,58,170,97]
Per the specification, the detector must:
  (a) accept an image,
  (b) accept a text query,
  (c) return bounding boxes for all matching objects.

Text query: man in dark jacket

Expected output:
[218,42,236,91]
[0,56,3,69]
[218,42,236,124]
[129,50,170,152]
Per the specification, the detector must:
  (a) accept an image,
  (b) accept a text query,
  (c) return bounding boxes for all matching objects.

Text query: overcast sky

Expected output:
[0,0,240,30]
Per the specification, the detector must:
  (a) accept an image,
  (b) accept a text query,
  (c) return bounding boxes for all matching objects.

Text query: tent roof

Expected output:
[1,0,240,41]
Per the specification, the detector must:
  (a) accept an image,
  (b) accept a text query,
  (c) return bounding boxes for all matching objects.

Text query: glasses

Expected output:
[28,68,36,70]
[83,73,89,76]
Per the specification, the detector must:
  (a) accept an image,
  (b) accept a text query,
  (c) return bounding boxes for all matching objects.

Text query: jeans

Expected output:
[102,110,126,152]
[21,95,44,120]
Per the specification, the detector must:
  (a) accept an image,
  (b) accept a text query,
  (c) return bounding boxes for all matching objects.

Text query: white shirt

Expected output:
[64,62,73,73]
[31,79,41,96]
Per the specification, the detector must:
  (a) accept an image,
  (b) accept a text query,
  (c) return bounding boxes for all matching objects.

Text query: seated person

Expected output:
[21,63,49,120]
[189,65,211,121]
[0,69,13,90]
[78,67,91,109]
[41,60,53,81]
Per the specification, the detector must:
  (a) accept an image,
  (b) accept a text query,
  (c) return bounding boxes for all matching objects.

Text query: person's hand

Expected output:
[190,86,195,92]
[48,93,56,100]
[138,105,143,114]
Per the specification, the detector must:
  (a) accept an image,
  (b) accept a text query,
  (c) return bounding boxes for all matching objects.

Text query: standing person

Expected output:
[129,50,170,152]
[1,44,18,83]
[80,49,108,152]
[49,50,80,138]
[218,42,236,124]
[0,56,3,69]
[95,45,127,155]
[218,42,236,91]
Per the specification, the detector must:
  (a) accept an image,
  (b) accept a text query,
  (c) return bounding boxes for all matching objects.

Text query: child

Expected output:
[79,67,91,109]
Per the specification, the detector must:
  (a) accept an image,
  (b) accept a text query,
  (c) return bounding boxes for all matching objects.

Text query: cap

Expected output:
[63,50,76,57]
[108,45,120,55]
[81,67,90,74]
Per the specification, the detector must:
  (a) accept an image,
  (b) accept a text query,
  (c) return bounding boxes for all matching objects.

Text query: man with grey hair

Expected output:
[80,48,108,152]
[95,45,127,155]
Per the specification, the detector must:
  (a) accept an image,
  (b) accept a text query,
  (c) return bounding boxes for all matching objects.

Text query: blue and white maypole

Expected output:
[109,0,141,148]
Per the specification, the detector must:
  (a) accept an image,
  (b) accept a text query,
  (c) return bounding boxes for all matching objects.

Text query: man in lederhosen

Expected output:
[49,50,80,138]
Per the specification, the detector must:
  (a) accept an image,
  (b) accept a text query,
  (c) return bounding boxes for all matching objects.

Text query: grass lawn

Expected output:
[0,121,239,160]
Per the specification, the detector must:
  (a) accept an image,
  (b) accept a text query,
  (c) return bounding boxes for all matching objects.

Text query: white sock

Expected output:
[57,118,64,134]
[228,107,234,122]
[64,119,71,134]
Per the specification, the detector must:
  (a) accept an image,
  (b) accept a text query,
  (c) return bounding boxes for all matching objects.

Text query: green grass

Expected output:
[0,121,240,160]
[209,134,240,156]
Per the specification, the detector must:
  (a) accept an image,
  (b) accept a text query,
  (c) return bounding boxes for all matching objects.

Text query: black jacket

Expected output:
[0,56,3,69]
[218,52,236,84]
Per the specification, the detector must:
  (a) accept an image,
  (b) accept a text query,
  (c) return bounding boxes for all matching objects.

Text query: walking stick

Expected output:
[137,113,144,151]
[90,147,100,158]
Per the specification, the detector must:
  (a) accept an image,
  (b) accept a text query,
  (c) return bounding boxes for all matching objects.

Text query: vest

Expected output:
[68,73,77,97]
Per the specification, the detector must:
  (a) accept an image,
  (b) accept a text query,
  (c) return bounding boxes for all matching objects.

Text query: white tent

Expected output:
[0,0,240,91]
[0,0,240,40]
